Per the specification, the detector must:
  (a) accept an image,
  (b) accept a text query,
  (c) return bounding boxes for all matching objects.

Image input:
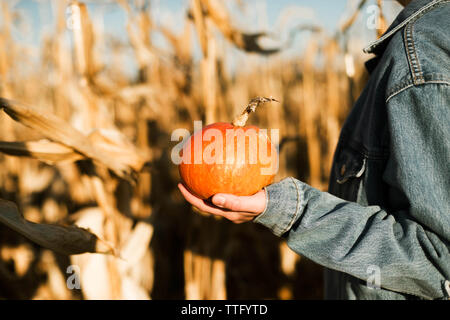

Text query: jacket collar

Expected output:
[363,0,442,55]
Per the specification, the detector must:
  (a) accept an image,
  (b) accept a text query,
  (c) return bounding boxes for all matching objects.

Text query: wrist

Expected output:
[253,177,302,237]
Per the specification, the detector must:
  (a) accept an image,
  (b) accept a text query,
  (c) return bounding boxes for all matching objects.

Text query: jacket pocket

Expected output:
[331,145,367,203]
[335,147,366,184]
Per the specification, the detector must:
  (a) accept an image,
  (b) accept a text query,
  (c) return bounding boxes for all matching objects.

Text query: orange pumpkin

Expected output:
[179,97,278,199]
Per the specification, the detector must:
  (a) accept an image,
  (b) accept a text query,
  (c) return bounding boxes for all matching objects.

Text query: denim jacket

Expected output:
[254,0,450,300]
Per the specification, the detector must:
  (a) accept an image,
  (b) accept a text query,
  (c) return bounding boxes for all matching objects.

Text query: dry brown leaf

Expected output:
[377,0,387,38]
[118,221,153,271]
[71,207,122,299]
[115,84,155,105]
[87,129,148,172]
[126,21,155,68]
[19,165,55,195]
[0,98,138,179]
[120,4,161,70]
[0,199,115,256]
[121,276,150,300]
[0,139,83,163]
[71,253,113,299]
[194,0,280,55]
[339,0,367,34]
[70,1,95,77]
[191,0,208,57]
[160,22,192,65]
[0,134,147,174]
[0,244,34,277]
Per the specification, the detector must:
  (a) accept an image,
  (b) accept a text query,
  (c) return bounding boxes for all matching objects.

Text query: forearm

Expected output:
[254,177,450,299]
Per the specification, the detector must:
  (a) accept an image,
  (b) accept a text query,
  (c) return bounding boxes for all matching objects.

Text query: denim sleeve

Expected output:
[254,84,450,300]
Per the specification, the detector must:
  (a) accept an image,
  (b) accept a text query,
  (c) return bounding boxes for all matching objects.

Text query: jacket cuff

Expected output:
[253,177,305,237]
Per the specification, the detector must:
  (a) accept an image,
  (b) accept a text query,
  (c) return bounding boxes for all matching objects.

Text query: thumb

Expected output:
[211,190,266,213]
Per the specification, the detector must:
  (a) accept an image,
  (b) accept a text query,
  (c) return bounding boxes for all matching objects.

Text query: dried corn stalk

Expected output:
[0,199,115,255]
[184,250,226,300]
[377,0,387,38]
[301,40,322,188]
[339,0,367,34]
[70,1,96,78]
[0,98,145,179]
[71,208,153,299]
[0,140,83,163]
[190,0,280,55]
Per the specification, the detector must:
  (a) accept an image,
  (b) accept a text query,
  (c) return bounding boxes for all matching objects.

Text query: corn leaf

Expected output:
[0,199,115,256]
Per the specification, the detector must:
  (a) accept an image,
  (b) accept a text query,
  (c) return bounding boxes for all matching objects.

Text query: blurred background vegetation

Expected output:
[0,0,402,299]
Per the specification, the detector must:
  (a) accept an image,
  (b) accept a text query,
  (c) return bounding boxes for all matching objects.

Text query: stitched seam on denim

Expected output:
[387,78,413,101]
[404,25,423,85]
[425,80,450,85]
[363,0,445,54]
[403,1,450,84]
[386,74,450,99]
[411,25,424,83]
[403,24,421,84]
[423,74,450,82]
[444,280,450,298]
[403,27,416,83]
[280,177,302,235]
[256,179,299,236]
[386,81,450,103]
[386,84,414,103]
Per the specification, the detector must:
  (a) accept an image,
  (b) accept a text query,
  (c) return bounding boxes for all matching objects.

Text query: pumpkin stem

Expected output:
[232,96,279,127]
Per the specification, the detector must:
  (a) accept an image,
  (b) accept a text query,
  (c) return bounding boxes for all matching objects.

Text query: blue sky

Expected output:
[10,0,348,37]
[9,0,403,44]
[5,0,403,76]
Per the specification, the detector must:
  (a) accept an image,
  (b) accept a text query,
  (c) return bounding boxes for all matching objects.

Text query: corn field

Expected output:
[0,0,392,300]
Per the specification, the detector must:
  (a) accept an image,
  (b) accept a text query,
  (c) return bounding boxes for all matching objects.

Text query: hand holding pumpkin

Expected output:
[178,183,266,224]
[177,97,278,223]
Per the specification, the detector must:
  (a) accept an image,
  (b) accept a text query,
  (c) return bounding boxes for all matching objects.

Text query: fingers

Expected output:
[178,183,227,217]
[177,183,261,223]
[211,190,266,214]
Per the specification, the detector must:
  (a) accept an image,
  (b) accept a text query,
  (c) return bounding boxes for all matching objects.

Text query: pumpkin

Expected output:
[179,97,278,199]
